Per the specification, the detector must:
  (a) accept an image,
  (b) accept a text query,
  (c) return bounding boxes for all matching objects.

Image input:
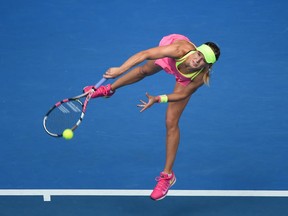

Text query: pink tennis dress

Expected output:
[155,34,196,86]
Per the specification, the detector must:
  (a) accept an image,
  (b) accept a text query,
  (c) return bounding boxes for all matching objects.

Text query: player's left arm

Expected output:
[167,76,205,102]
[137,72,206,112]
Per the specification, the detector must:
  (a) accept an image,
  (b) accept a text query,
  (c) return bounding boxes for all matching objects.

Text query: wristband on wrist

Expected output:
[157,95,168,103]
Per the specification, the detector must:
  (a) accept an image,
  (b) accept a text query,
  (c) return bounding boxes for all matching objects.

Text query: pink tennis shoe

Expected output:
[83,84,115,98]
[150,171,176,201]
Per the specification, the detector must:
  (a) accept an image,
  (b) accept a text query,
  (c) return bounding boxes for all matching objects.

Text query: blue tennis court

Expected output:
[1,0,288,215]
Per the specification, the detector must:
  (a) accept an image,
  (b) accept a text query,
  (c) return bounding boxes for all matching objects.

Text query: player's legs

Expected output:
[163,83,191,174]
[111,60,162,91]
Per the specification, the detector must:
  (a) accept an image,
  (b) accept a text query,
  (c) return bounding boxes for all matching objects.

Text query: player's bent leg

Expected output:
[111,60,162,90]
[83,61,161,99]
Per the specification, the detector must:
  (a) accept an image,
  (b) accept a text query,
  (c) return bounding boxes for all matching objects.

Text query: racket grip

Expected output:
[94,77,107,88]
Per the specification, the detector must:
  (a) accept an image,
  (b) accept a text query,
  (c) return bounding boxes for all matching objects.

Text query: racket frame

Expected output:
[43,77,107,137]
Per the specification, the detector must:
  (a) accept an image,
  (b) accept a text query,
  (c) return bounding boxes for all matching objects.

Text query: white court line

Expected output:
[0,190,288,201]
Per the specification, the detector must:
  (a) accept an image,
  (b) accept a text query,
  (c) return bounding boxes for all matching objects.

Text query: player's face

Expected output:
[188,51,208,69]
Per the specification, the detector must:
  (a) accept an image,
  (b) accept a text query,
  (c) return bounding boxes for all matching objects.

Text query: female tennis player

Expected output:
[84,34,220,201]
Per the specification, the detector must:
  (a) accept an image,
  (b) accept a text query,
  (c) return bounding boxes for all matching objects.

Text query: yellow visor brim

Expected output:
[197,44,216,64]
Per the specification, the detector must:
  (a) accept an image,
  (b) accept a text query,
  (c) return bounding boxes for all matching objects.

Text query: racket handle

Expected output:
[94,77,107,88]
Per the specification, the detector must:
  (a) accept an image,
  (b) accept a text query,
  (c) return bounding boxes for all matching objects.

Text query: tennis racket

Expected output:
[43,77,107,137]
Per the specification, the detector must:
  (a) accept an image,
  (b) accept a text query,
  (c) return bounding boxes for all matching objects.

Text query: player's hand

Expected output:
[104,67,123,79]
[137,92,158,112]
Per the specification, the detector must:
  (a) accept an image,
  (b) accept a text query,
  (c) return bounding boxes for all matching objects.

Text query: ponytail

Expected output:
[203,68,211,86]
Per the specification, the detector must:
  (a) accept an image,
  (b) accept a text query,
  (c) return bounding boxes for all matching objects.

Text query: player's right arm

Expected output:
[104,41,194,78]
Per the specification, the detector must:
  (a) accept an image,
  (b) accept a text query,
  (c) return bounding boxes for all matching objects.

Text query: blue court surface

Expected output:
[1,0,288,215]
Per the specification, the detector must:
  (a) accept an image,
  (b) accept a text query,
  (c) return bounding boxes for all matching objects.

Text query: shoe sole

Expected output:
[150,177,176,201]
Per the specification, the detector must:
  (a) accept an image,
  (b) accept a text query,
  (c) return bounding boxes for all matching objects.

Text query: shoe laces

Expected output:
[154,175,171,192]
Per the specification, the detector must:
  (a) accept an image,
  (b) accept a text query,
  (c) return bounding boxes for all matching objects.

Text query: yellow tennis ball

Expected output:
[63,129,74,140]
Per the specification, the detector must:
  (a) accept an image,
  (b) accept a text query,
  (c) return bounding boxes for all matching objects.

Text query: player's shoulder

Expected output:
[173,39,196,46]
[172,40,196,52]
[167,40,196,58]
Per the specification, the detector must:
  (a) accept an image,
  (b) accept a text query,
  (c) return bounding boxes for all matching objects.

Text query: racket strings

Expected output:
[45,100,83,136]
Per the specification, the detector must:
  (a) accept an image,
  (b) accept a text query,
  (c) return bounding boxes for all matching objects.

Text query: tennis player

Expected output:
[84,34,220,201]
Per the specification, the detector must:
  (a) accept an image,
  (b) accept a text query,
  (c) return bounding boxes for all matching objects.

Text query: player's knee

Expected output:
[138,66,149,77]
[165,117,179,131]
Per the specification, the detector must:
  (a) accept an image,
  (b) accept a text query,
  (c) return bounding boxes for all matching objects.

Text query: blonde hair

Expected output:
[203,68,211,86]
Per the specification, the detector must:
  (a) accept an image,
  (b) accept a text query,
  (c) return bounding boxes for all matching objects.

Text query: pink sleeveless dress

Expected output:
[154,34,197,86]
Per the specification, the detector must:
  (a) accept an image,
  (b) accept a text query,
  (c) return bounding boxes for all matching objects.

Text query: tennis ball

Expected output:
[63,129,74,140]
